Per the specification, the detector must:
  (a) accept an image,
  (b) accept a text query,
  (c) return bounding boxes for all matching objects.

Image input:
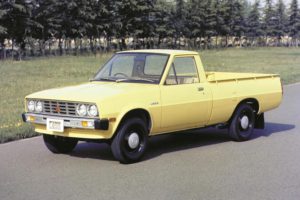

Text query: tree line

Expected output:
[0,0,300,59]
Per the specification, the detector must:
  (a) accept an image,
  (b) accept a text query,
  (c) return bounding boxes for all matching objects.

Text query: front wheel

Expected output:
[229,104,255,141]
[111,118,148,164]
[43,134,78,153]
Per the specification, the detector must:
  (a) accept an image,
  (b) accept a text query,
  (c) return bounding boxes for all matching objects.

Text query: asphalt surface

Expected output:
[1,83,299,200]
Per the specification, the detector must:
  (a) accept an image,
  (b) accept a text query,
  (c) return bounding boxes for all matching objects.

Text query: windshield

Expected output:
[93,53,169,84]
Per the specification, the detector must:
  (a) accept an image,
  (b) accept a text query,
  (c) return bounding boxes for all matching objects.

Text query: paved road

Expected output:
[1,84,299,200]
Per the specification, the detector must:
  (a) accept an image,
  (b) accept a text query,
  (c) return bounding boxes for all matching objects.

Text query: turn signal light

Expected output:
[82,121,88,127]
[27,116,35,122]
[81,121,94,127]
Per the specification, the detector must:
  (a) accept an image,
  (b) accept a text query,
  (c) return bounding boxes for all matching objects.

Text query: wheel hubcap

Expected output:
[240,115,249,130]
[128,132,140,149]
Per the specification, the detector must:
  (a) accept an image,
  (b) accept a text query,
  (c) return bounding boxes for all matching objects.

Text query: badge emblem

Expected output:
[55,104,61,113]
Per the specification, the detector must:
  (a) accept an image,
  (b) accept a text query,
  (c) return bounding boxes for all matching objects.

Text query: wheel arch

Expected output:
[237,98,259,113]
[229,98,260,124]
[115,108,152,137]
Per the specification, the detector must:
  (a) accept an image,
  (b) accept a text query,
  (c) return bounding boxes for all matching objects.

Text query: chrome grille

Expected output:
[42,100,77,117]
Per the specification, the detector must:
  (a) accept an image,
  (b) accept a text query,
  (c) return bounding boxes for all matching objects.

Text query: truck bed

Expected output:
[204,71,282,125]
[206,72,279,83]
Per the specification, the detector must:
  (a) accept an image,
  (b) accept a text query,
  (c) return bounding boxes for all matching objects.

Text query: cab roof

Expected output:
[118,49,199,56]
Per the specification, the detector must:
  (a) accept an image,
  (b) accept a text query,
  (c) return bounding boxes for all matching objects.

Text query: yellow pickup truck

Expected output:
[22,50,282,163]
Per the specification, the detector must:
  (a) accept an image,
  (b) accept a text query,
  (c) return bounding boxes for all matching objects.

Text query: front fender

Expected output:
[111,105,154,136]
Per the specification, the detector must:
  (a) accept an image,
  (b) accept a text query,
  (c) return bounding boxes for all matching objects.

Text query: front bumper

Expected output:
[22,113,109,130]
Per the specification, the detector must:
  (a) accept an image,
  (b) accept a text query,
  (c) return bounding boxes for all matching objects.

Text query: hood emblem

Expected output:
[55,104,61,113]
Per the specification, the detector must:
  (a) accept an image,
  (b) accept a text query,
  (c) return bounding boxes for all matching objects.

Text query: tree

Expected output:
[245,0,263,46]
[75,0,96,53]
[215,0,228,47]
[0,2,7,35]
[46,0,95,54]
[153,0,176,48]
[1,0,41,59]
[222,0,246,46]
[116,0,156,49]
[185,0,204,48]
[288,0,300,46]
[135,0,156,38]
[263,0,277,42]
[93,0,122,51]
[203,0,217,48]
[273,0,287,45]
[0,1,8,58]
[231,0,246,38]
[173,0,188,47]
[33,0,63,55]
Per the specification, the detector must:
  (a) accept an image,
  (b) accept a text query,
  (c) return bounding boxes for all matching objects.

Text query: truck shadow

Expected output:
[252,122,295,139]
[144,122,295,161]
[70,142,115,161]
[69,122,295,162]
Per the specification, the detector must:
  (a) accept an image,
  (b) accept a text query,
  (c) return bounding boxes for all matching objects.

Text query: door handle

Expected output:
[197,87,204,91]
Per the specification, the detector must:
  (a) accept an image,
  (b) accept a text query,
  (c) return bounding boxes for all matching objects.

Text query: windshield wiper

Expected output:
[92,77,155,83]
[116,78,155,83]
[91,77,116,82]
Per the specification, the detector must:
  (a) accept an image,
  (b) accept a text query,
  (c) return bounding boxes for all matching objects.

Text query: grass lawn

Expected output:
[1,47,300,143]
[201,47,300,84]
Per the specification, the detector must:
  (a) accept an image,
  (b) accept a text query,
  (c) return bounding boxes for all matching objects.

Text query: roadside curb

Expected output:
[0,135,41,146]
[285,82,300,87]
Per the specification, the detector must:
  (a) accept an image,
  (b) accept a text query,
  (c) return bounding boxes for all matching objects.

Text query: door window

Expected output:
[165,57,199,85]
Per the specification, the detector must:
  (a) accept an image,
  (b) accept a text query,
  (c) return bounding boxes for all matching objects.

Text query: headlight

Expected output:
[87,105,98,117]
[27,100,35,112]
[35,101,43,113]
[76,104,87,116]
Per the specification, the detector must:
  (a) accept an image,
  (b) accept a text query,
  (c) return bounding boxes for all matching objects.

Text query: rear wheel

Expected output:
[229,104,255,141]
[111,118,148,164]
[43,134,78,153]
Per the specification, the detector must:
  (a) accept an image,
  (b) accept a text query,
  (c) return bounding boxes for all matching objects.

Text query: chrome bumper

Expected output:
[22,113,109,130]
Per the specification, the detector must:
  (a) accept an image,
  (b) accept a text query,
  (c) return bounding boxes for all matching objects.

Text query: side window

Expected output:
[165,57,199,85]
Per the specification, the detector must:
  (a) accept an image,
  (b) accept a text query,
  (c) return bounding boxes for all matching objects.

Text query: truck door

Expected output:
[160,56,212,131]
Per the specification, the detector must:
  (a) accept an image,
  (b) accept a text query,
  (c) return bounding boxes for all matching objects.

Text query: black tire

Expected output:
[43,134,78,154]
[229,104,255,141]
[111,118,148,164]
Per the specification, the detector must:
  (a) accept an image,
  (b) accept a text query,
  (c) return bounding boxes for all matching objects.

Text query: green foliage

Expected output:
[186,0,204,38]
[34,0,62,40]
[0,0,299,55]
[230,0,246,37]
[288,0,300,38]
[273,0,288,37]
[185,0,217,39]
[55,0,94,39]
[93,0,116,38]
[117,0,155,38]
[2,0,28,48]
[0,4,8,35]
[204,0,217,38]
[174,0,188,37]
[215,0,228,37]
[263,0,277,37]
[246,1,263,38]
[154,1,176,38]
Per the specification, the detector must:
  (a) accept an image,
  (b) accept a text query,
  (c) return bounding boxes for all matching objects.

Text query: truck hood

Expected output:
[26,82,156,103]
